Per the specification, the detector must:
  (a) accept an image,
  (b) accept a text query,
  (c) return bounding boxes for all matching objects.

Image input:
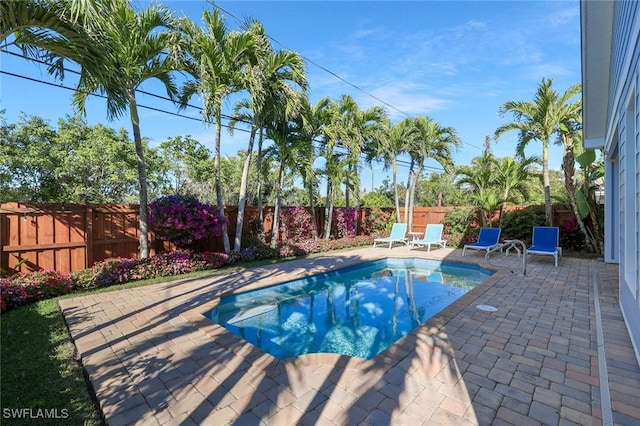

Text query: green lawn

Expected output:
[1,298,103,425]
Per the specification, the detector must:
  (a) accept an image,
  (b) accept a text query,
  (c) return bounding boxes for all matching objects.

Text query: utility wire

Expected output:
[213,3,413,120]
[1,49,445,173]
[214,2,482,153]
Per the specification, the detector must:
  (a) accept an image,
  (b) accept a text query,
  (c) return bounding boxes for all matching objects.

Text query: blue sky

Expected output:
[1,0,581,192]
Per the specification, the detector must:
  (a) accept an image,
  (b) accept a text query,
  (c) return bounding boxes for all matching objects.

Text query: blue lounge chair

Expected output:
[373,223,408,249]
[462,228,502,256]
[409,224,447,251]
[527,226,562,266]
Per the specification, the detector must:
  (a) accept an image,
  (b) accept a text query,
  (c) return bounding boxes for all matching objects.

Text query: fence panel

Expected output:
[0,203,88,273]
[1,202,580,275]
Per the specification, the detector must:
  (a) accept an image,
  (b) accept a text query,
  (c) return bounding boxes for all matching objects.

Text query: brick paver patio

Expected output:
[59,248,640,425]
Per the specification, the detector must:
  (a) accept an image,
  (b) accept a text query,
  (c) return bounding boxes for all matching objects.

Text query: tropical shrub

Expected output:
[281,206,313,241]
[560,218,585,251]
[85,257,140,288]
[1,277,29,312]
[1,271,74,312]
[442,208,475,247]
[12,270,74,301]
[362,207,393,235]
[500,207,546,244]
[148,194,227,248]
[333,207,358,238]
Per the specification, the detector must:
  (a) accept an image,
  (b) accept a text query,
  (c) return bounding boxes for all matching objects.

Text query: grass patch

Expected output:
[0,299,102,425]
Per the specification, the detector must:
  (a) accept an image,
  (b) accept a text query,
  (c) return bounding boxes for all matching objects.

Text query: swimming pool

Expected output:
[206,258,494,360]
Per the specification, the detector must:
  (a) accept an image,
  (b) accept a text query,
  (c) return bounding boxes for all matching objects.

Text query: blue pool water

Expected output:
[206,258,493,360]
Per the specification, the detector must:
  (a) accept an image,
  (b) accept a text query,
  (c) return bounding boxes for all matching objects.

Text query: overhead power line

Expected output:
[1,49,445,173]
[213,4,414,120]
[214,3,482,153]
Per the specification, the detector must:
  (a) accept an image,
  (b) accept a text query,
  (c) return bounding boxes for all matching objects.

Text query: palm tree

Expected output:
[17,0,182,258]
[495,78,581,226]
[456,152,501,227]
[318,99,342,239]
[178,9,254,253]
[494,156,539,226]
[4,0,175,258]
[368,118,414,223]
[298,96,333,239]
[559,115,602,254]
[231,20,307,252]
[328,95,385,208]
[406,116,460,231]
[264,105,305,247]
[2,0,106,61]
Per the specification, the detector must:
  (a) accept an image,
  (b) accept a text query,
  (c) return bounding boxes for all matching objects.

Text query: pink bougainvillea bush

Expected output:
[362,207,393,235]
[281,206,314,240]
[148,195,228,249]
[333,207,358,238]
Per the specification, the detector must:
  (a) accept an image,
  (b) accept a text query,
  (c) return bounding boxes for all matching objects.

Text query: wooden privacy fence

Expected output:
[1,202,574,275]
[1,203,152,274]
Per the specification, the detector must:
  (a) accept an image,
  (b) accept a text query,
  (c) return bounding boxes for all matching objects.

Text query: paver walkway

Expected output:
[59,248,640,425]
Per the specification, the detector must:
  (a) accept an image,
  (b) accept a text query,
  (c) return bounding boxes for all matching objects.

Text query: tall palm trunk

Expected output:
[392,159,401,223]
[407,165,422,231]
[128,93,149,258]
[215,116,230,253]
[345,177,350,208]
[271,161,286,247]
[403,161,415,223]
[234,124,257,251]
[323,180,333,239]
[308,180,318,239]
[498,190,509,228]
[256,129,265,242]
[542,143,553,226]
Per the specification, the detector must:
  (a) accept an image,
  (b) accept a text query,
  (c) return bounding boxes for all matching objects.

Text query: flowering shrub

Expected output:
[148,195,227,248]
[333,208,357,238]
[560,218,585,251]
[75,251,231,288]
[362,208,392,235]
[1,277,29,312]
[200,252,229,269]
[1,271,74,312]
[278,235,374,258]
[88,257,140,287]
[281,206,314,241]
[12,270,74,301]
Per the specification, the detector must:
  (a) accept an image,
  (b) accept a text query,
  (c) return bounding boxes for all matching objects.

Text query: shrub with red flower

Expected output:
[333,207,358,238]
[281,206,314,241]
[1,271,74,313]
[1,276,29,312]
[148,195,228,249]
